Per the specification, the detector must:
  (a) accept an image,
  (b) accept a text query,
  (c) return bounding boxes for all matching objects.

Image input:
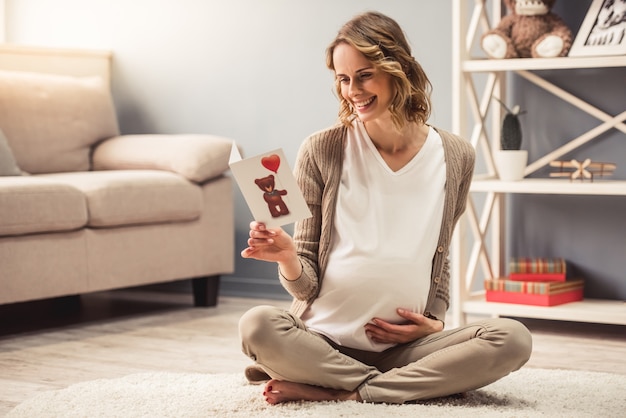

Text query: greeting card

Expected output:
[229,143,312,228]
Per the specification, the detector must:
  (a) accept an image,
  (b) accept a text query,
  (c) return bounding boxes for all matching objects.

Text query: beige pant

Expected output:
[239,305,532,404]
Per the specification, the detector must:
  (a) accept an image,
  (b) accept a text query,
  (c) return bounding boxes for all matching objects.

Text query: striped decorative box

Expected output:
[508,258,568,282]
[485,278,584,307]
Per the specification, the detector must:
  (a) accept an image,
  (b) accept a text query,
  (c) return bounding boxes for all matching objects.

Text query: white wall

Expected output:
[5,0,453,297]
[0,0,5,41]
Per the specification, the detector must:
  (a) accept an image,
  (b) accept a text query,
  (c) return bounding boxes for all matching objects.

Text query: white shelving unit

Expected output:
[450,0,626,328]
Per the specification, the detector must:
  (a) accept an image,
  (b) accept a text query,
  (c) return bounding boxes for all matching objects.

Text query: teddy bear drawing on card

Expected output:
[481,0,573,59]
[254,174,290,218]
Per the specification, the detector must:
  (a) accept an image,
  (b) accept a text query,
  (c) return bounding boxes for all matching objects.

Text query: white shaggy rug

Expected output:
[8,368,626,418]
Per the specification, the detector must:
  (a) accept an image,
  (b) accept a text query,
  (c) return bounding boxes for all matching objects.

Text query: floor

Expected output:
[0,289,624,415]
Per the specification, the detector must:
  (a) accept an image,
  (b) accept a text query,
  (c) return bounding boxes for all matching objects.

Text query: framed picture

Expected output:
[569,0,626,57]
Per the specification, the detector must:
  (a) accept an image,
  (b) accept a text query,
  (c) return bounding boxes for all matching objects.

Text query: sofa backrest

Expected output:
[0,45,119,174]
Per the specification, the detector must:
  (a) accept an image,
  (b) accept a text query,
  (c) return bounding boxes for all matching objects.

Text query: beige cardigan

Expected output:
[279,123,475,324]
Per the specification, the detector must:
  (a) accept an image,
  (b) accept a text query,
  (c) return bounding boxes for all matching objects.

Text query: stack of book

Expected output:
[485,258,584,306]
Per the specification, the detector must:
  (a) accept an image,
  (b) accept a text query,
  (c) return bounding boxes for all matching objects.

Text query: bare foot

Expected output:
[262,379,361,405]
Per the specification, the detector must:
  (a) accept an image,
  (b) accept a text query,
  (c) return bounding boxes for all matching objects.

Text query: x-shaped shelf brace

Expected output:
[457,0,504,294]
[462,0,501,177]
[516,70,626,176]
[463,192,497,293]
[463,69,626,179]
[465,71,500,176]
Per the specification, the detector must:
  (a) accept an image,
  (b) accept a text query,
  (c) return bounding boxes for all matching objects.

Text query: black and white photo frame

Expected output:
[569,0,626,57]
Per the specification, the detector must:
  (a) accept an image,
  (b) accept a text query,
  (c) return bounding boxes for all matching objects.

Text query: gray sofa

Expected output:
[0,45,235,306]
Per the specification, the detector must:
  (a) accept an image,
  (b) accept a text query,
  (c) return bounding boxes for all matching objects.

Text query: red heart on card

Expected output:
[261,154,281,173]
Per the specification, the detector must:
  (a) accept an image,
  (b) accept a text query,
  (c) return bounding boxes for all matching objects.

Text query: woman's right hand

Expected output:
[241,222,302,280]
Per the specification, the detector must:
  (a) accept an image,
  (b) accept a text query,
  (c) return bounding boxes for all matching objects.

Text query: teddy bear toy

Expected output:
[481,0,573,59]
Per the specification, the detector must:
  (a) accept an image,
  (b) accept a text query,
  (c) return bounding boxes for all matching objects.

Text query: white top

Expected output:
[302,121,446,351]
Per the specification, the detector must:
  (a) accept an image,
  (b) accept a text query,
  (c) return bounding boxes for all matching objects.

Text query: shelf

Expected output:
[462,56,626,72]
[463,297,626,326]
[451,0,625,328]
[471,179,626,196]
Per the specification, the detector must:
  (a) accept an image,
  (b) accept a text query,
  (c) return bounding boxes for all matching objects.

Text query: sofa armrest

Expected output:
[92,134,234,183]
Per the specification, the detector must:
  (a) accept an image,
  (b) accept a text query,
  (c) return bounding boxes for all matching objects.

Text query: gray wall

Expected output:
[6,0,624,300]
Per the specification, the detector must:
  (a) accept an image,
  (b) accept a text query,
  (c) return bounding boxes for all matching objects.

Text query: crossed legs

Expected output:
[238,305,532,404]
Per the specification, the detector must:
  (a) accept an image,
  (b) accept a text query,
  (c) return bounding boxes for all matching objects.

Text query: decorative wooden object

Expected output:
[549,159,616,182]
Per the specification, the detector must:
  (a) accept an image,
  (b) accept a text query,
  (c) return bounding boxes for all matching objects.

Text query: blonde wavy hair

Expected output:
[326,11,432,130]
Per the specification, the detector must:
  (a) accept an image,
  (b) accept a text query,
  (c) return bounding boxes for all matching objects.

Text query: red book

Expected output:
[485,288,583,307]
[508,272,566,282]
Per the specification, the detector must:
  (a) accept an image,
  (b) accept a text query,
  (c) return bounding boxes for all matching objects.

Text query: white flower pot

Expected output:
[495,150,528,181]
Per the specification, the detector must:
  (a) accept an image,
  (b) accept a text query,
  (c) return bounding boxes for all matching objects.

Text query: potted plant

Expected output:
[494,99,528,181]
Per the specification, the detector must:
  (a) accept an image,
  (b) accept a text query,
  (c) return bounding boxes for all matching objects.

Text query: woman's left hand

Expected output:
[364,309,444,344]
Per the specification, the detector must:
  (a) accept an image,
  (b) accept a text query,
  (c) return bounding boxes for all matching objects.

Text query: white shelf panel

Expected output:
[463,298,626,326]
[463,56,626,72]
[471,179,626,196]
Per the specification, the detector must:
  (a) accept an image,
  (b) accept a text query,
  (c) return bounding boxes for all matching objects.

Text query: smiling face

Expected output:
[332,42,394,124]
[326,11,432,129]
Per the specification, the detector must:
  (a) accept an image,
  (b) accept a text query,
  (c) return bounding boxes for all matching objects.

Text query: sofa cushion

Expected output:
[0,70,119,174]
[41,170,203,227]
[0,177,87,236]
[0,128,22,176]
[92,134,234,183]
